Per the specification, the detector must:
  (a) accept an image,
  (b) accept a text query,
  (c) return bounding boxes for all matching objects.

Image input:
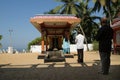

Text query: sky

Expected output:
[0,0,103,51]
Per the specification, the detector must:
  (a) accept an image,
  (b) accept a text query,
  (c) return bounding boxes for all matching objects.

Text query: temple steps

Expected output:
[37,54,74,59]
[37,51,74,62]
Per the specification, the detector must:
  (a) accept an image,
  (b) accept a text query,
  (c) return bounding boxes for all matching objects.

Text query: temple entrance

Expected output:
[30,14,81,62]
[30,14,80,53]
[48,35,63,51]
[52,37,59,49]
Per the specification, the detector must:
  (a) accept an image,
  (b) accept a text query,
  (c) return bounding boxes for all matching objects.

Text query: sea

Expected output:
[0,47,28,53]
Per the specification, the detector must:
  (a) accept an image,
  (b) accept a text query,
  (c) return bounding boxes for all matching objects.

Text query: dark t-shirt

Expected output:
[96,25,113,53]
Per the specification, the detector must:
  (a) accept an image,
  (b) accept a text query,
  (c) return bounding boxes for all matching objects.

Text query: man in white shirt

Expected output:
[75,31,85,63]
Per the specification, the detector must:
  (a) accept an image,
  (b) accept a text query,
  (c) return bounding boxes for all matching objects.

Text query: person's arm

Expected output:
[75,37,78,43]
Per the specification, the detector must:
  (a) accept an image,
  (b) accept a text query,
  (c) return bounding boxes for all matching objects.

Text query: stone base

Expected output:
[44,50,65,62]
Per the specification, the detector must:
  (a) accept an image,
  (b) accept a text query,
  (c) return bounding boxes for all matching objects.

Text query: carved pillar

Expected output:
[49,36,52,50]
[41,30,46,53]
[46,35,48,51]
[59,36,62,49]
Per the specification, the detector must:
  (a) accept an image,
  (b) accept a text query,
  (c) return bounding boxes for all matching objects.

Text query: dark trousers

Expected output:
[77,49,84,62]
[99,52,111,73]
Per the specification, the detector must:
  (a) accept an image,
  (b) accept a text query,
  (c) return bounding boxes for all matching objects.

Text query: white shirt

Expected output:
[75,34,84,49]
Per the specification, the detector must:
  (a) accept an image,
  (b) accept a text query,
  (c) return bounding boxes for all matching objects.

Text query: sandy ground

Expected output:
[0,51,120,80]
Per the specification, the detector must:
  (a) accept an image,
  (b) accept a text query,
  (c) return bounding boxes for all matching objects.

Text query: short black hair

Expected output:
[100,17,109,26]
[78,31,82,34]
[101,17,107,23]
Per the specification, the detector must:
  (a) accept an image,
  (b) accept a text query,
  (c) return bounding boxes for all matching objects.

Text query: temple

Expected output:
[30,14,81,53]
[111,12,120,54]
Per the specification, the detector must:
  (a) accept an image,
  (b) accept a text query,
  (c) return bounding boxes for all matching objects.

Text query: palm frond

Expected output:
[71,7,78,14]
[53,5,64,13]
[92,0,102,12]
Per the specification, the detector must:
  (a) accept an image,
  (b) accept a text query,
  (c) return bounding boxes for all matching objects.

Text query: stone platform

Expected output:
[44,51,65,62]
[37,51,74,62]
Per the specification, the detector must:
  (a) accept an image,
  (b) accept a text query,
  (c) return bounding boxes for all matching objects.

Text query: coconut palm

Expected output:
[73,0,101,50]
[46,0,100,51]
[46,0,82,44]
[92,0,119,24]
[52,0,81,16]
[51,0,90,49]
[110,0,120,18]
[78,0,101,42]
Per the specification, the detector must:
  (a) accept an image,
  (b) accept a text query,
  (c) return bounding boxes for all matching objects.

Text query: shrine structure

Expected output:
[111,12,120,54]
[30,14,81,53]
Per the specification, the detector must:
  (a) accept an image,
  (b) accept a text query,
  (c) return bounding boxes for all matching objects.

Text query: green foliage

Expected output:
[92,0,120,24]
[0,35,2,48]
[45,0,119,44]
[27,37,42,50]
[73,0,101,43]
[92,40,99,51]
[46,0,81,15]
[46,0,100,44]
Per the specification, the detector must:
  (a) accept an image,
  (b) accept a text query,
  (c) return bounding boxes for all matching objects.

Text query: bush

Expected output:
[92,40,99,51]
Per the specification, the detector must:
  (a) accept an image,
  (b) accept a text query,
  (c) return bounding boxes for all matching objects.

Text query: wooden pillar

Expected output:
[49,37,52,50]
[41,37,44,53]
[41,30,45,53]
[46,35,48,51]
[113,31,116,54]
[59,36,62,49]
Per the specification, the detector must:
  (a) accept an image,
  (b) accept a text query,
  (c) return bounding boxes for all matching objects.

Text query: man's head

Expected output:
[101,17,108,26]
[78,31,82,34]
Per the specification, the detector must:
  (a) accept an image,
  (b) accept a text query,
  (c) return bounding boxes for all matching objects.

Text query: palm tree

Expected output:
[79,0,101,41]
[46,0,100,51]
[50,0,90,49]
[110,0,120,18]
[46,0,82,44]
[44,0,84,48]
[92,0,119,24]
[52,0,81,15]
[73,0,100,50]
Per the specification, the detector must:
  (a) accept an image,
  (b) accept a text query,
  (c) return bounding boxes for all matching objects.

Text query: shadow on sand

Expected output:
[0,60,120,80]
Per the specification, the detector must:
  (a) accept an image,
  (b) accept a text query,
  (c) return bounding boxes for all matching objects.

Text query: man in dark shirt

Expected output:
[96,17,113,75]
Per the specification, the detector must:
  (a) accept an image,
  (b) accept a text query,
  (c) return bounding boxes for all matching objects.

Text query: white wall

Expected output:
[30,44,93,53]
[70,44,93,52]
[30,45,41,53]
